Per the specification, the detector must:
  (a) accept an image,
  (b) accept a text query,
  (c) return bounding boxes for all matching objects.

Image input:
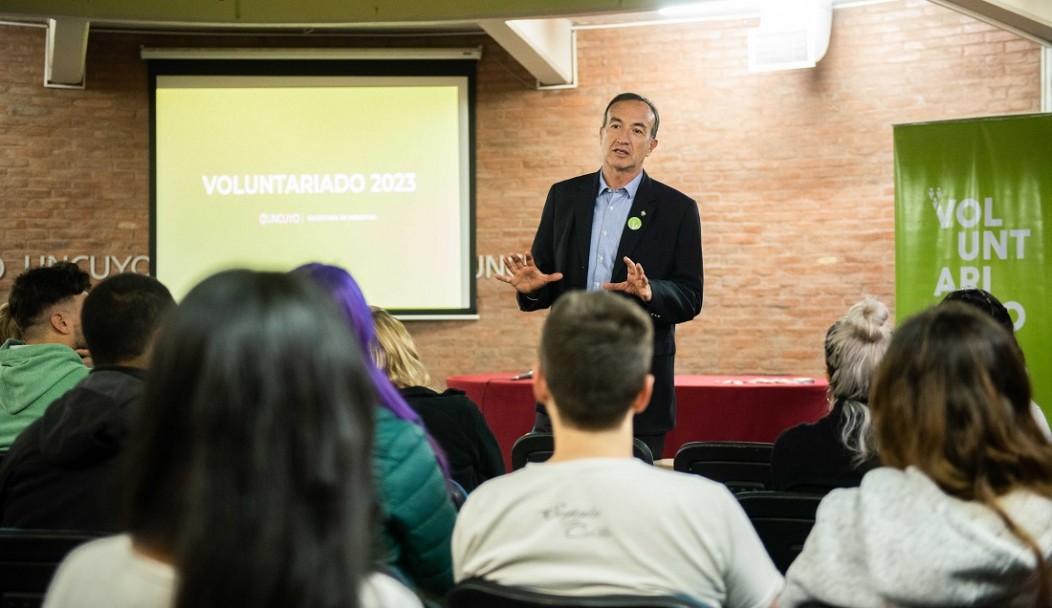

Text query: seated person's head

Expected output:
[871,303,1051,494]
[940,288,1014,335]
[824,297,892,403]
[537,291,654,431]
[291,263,443,434]
[8,261,91,346]
[371,306,431,389]
[80,273,175,368]
[291,263,375,350]
[0,302,21,343]
[870,303,1052,598]
[123,269,377,608]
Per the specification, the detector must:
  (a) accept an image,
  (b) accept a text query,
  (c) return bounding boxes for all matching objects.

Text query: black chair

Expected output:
[672,441,773,493]
[0,529,100,608]
[734,491,822,574]
[510,433,654,471]
[449,578,712,608]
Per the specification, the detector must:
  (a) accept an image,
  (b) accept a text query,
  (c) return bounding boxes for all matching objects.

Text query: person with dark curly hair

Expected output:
[940,288,1051,440]
[0,273,175,532]
[1,262,92,450]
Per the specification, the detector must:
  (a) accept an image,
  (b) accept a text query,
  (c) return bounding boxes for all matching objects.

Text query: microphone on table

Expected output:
[510,370,534,380]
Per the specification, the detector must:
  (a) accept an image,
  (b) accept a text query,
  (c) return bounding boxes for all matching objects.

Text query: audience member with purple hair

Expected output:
[293,263,458,598]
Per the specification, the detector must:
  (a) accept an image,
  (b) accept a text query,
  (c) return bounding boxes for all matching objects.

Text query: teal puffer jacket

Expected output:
[373,406,457,596]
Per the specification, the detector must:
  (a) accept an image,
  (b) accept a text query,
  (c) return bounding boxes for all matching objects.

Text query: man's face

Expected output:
[599,100,658,177]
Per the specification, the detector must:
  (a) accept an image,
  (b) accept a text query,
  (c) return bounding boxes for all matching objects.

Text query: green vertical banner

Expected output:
[894,114,1052,419]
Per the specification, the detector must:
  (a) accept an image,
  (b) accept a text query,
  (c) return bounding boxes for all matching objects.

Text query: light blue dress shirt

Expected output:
[586,171,643,291]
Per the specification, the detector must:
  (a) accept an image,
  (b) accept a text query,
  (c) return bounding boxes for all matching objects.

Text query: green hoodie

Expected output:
[0,339,89,450]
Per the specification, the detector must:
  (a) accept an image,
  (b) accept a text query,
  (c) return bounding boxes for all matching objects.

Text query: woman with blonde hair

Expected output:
[0,302,22,343]
[780,303,1052,607]
[372,306,504,492]
[771,297,890,492]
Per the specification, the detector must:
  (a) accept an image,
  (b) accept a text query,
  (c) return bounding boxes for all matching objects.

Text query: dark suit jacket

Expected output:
[518,170,704,433]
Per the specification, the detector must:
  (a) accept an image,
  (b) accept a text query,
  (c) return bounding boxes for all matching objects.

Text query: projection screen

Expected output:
[149,55,477,317]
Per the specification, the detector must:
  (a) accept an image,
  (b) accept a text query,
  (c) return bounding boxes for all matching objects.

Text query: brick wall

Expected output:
[0,0,1042,386]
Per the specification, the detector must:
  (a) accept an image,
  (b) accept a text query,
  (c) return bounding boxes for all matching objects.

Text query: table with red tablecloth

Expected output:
[446,373,830,468]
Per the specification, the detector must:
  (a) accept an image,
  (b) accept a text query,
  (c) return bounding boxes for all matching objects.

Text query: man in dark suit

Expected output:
[497,92,704,458]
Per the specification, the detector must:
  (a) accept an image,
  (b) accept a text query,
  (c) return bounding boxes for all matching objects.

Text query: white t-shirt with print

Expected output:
[453,458,783,608]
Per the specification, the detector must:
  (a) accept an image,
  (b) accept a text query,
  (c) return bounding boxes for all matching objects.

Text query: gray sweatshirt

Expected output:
[780,466,1052,607]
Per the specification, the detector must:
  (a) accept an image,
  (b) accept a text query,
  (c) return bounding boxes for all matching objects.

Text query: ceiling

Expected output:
[0,0,1048,88]
[1,1,675,26]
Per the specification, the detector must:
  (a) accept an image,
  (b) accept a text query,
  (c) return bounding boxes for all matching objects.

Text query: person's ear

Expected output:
[647,138,659,156]
[631,374,655,414]
[49,309,72,336]
[532,361,550,405]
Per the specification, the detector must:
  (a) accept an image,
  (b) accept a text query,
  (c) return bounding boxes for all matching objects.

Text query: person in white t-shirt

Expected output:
[452,290,783,608]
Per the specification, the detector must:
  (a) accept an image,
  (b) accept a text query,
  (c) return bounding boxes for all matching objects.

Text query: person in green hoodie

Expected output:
[0,262,92,450]
[0,272,175,531]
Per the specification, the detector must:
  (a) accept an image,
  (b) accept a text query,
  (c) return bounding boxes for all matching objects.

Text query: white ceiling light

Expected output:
[748,0,832,72]
[658,0,761,18]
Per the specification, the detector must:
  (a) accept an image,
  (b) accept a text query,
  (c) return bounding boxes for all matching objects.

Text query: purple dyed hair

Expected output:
[292,263,451,480]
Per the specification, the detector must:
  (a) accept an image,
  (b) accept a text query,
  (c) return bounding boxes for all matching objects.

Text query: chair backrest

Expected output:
[672,441,773,493]
[510,433,654,471]
[449,578,712,608]
[734,491,822,574]
[0,529,100,608]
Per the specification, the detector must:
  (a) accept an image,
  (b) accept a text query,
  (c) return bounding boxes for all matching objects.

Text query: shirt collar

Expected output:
[597,170,644,199]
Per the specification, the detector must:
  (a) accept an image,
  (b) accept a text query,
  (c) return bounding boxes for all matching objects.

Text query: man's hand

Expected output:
[495,252,564,295]
[603,256,652,303]
[75,348,94,369]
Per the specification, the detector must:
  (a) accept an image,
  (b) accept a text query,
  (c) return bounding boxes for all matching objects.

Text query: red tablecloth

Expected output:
[447,373,830,467]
